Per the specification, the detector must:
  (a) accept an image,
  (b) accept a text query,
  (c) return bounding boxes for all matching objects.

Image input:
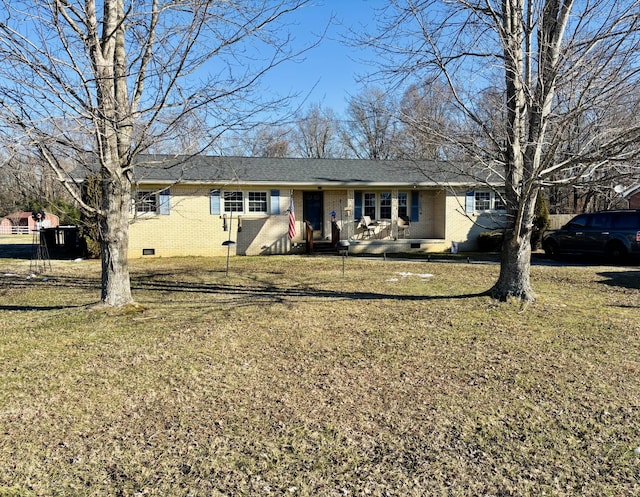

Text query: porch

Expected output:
[301,216,449,256]
[300,220,447,255]
[303,188,447,247]
[300,237,449,255]
[344,237,449,255]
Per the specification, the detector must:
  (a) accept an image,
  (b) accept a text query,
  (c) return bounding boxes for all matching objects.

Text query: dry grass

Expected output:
[0,252,639,496]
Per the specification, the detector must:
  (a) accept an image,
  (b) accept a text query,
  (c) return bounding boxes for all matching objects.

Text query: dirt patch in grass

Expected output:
[0,255,639,496]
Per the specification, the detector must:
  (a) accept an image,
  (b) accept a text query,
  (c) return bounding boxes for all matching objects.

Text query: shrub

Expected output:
[80,174,102,258]
[531,190,551,249]
[477,230,503,252]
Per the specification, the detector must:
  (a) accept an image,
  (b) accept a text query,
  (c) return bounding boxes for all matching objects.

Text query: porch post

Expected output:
[391,189,399,239]
[345,190,354,240]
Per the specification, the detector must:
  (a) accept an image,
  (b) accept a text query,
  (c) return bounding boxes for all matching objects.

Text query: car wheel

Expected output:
[606,241,627,262]
[543,240,560,259]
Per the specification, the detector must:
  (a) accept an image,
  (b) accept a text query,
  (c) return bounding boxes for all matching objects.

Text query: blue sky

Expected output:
[260,0,387,116]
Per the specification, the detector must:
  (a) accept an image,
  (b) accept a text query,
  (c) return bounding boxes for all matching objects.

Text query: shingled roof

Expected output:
[127,155,503,188]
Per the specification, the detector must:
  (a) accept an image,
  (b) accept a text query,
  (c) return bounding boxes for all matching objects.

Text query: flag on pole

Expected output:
[288,195,296,239]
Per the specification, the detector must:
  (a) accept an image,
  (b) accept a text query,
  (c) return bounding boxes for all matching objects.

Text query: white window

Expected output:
[380,192,392,219]
[359,191,405,220]
[475,191,492,211]
[135,191,158,214]
[362,192,391,219]
[364,193,376,218]
[472,191,505,211]
[223,191,244,213]
[248,191,268,213]
[222,190,269,214]
[398,192,408,219]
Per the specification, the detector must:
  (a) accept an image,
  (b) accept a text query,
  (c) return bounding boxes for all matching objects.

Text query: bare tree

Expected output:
[543,82,640,213]
[0,157,36,216]
[0,153,68,216]
[255,126,293,158]
[340,87,401,159]
[0,0,313,306]
[367,0,640,301]
[228,104,340,158]
[397,80,456,160]
[293,104,339,158]
[226,124,293,157]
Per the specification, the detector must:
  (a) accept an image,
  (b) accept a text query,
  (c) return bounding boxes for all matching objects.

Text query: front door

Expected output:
[303,191,324,239]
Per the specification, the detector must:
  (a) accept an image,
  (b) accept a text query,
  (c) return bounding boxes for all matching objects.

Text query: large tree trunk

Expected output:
[491,187,538,301]
[491,231,535,301]
[99,176,133,306]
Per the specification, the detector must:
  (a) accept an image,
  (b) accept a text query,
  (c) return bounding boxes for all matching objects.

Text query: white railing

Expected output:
[0,225,31,235]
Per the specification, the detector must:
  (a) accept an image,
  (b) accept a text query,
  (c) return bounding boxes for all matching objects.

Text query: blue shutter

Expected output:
[465,191,475,213]
[210,189,221,215]
[354,191,363,220]
[270,189,280,214]
[410,191,420,222]
[159,189,170,215]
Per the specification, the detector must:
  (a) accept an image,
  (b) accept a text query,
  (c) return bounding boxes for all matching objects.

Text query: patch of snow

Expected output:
[396,272,434,279]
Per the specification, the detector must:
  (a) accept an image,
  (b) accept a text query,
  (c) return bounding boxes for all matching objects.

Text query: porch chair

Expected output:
[360,215,377,238]
[397,216,410,238]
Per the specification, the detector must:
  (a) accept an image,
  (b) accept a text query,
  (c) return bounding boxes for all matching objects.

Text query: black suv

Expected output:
[542,210,640,260]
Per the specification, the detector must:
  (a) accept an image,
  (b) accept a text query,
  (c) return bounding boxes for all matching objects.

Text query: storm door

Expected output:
[303,191,324,239]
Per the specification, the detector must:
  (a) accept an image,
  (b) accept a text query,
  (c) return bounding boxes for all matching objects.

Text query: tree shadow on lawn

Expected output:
[0,303,91,311]
[0,272,102,312]
[129,275,490,306]
[597,270,640,291]
[0,242,84,260]
[0,270,489,311]
[0,243,34,259]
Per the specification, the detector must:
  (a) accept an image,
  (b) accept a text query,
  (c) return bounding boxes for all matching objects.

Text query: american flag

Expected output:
[288,195,296,239]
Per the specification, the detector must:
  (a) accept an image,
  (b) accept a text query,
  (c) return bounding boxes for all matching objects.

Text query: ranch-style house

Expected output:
[118,155,506,258]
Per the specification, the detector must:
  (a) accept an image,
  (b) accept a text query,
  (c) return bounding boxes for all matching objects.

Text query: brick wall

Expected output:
[128,185,219,257]
[128,185,297,258]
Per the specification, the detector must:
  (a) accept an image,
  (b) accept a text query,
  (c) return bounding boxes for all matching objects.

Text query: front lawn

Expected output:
[0,255,639,496]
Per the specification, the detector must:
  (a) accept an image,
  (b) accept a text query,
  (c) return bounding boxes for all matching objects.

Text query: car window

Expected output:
[568,214,589,228]
[589,213,609,229]
[611,212,640,229]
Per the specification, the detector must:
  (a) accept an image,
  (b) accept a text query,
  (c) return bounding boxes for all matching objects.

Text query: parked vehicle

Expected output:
[542,210,640,261]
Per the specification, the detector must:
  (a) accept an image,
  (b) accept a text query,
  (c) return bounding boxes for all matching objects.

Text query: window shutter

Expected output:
[465,191,475,213]
[210,189,221,215]
[410,191,420,222]
[159,189,170,215]
[354,191,363,220]
[270,189,280,214]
